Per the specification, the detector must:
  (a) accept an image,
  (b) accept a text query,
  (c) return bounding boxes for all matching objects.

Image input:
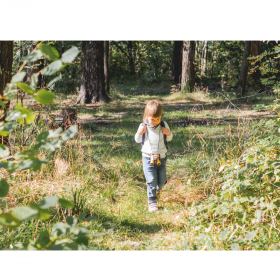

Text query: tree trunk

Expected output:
[0,41,13,145]
[77,41,110,104]
[210,41,214,79]
[201,40,208,76]
[62,109,77,131]
[181,41,196,93]
[250,41,261,83]
[104,41,110,92]
[195,41,200,72]
[172,41,183,84]
[128,41,135,76]
[238,41,252,97]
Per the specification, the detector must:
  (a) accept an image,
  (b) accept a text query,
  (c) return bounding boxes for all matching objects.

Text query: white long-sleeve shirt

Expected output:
[135,121,173,158]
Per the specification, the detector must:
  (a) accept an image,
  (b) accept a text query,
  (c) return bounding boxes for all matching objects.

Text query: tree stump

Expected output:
[62,109,77,131]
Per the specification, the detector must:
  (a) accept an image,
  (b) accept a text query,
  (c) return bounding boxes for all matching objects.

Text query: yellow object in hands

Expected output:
[150,154,161,166]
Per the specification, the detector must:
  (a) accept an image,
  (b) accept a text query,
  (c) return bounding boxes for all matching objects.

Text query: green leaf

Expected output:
[36,230,50,248]
[11,72,26,83]
[12,206,38,220]
[231,243,239,250]
[206,241,212,250]
[18,159,48,171]
[29,203,50,220]
[59,198,74,209]
[48,75,61,88]
[79,212,87,220]
[0,122,16,137]
[3,83,18,99]
[183,240,188,249]
[61,125,77,141]
[66,216,78,226]
[74,236,88,246]
[0,179,9,197]
[48,128,62,138]
[8,103,36,124]
[219,229,229,240]
[255,210,262,222]
[85,215,98,222]
[39,44,60,61]
[52,222,70,238]
[91,232,106,237]
[39,196,58,209]
[62,47,79,63]
[223,193,230,199]
[0,144,9,158]
[35,89,54,104]
[0,162,18,173]
[0,99,6,108]
[30,74,38,92]
[246,230,258,240]
[16,83,34,94]
[22,50,43,62]
[41,60,65,76]
[0,213,20,229]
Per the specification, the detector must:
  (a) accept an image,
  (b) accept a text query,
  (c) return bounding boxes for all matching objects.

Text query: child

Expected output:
[135,100,173,212]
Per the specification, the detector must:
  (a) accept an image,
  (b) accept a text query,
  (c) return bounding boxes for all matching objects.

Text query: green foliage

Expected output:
[0,42,89,250]
[249,43,280,94]
[35,89,55,104]
[39,43,60,61]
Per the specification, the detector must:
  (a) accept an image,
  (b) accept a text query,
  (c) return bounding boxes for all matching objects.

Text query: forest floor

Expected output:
[4,82,277,250]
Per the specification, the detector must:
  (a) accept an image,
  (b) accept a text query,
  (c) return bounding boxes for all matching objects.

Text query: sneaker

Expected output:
[148,202,158,212]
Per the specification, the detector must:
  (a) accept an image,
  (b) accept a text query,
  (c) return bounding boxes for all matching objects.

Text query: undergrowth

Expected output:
[0,84,279,250]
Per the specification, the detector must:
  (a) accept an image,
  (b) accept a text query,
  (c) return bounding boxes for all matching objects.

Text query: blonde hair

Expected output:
[143,100,163,121]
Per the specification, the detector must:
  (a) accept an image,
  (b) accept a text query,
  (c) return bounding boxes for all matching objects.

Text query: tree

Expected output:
[250,41,261,83]
[181,41,196,93]
[238,41,251,97]
[128,41,135,76]
[172,41,183,84]
[104,41,110,92]
[76,41,110,104]
[0,41,13,145]
[210,41,214,79]
[201,41,208,76]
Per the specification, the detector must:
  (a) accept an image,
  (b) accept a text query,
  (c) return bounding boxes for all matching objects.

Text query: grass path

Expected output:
[6,83,276,250]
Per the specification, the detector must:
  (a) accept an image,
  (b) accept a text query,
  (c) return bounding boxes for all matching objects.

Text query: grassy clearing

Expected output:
[0,82,277,250]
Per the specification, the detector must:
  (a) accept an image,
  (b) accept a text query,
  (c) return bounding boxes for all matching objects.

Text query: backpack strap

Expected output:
[160,121,168,150]
[141,123,145,146]
[141,121,168,150]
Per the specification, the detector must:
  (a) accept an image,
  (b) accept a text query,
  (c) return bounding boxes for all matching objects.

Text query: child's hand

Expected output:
[161,127,171,136]
[138,125,147,135]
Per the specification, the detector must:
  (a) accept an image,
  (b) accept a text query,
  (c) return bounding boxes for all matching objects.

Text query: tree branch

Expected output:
[111,41,129,58]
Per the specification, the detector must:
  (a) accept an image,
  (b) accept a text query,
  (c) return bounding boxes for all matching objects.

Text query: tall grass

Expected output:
[0,86,275,250]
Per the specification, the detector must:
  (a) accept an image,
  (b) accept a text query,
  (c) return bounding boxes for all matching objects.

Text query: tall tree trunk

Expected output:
[238,41,252,97]
[210,41,214,79]
[77,41,110,104]
[128,41,135,76]
[181,41,196,93]
[201,40,208,76]
[172,41,183,84]
[0,41,13,145]
[195,41,200,73]
[104,41,109,92]
[250,41,261,83]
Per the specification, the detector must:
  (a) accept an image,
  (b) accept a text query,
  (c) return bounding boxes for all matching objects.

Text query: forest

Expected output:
[0,40,280,250]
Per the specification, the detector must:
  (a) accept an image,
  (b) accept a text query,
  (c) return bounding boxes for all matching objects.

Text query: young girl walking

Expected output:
[135,100,173,212]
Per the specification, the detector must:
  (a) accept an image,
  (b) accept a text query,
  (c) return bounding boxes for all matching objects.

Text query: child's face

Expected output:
[147,116,161,126]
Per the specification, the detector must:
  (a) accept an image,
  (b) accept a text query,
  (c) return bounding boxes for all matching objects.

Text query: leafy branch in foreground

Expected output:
[0,42,92,250]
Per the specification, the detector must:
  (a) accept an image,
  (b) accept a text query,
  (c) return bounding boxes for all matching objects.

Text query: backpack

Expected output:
[141,121,168,150]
